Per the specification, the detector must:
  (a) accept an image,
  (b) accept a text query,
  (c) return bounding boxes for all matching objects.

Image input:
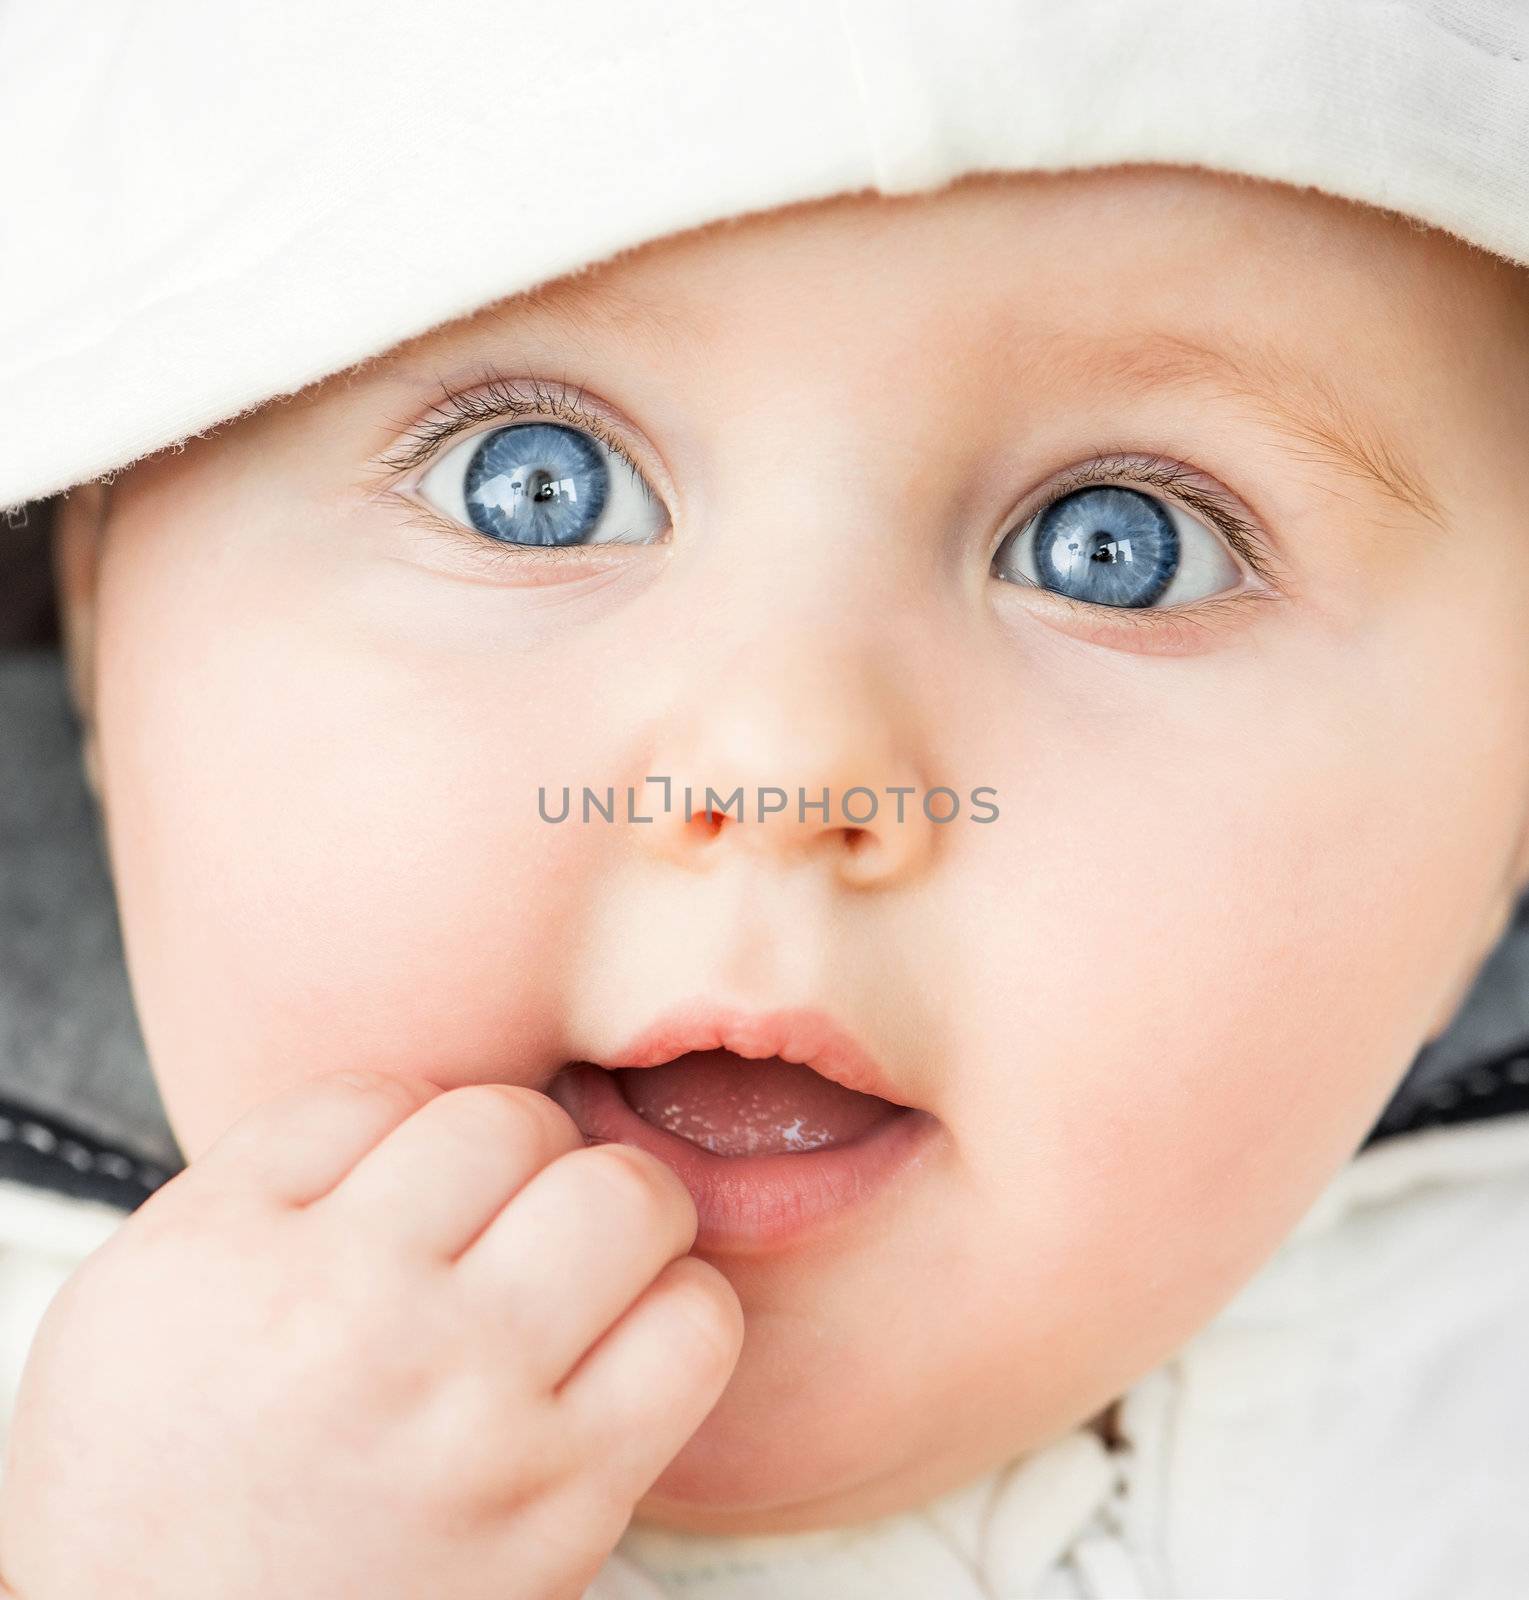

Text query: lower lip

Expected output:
[547,1064,942,1256]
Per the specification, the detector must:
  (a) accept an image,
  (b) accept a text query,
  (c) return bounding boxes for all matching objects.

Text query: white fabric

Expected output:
[4,1112,1527,1598]
[2,0,1529,514]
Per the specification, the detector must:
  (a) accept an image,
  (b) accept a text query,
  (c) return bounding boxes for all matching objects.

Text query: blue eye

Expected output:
[415,420,667,549]
[992,482,1245,608]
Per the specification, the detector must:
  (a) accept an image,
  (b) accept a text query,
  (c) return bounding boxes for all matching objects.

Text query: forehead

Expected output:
[379,166,1455,353]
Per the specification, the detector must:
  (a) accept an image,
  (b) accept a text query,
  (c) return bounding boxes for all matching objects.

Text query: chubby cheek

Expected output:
[943,591,1529,1426]
[90,502,619,1160]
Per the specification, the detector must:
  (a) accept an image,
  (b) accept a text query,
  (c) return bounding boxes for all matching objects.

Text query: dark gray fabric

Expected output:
[0,500,59,652]
[1,636,1526,1191]
[0,649,181,1171]
[1362,893,1529,1143]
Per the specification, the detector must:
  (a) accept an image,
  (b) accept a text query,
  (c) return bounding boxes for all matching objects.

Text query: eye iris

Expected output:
[1033,485,1179,608]
[462,422,609,545]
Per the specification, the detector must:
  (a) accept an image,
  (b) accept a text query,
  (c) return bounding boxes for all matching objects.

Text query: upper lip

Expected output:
[584,1001,913,1109]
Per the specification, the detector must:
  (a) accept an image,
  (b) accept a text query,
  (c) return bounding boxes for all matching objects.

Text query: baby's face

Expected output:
[64,166,1529,1534]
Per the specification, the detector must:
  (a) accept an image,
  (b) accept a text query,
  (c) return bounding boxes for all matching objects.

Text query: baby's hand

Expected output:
[0,1071,744,1600]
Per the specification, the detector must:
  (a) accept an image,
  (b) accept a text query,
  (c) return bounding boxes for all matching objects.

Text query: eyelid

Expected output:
[1001,450,1288,595]
[367,370,671,506]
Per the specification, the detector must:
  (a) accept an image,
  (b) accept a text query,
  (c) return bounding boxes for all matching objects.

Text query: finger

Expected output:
[318,1084,587,1259]
[188,1070,446,1208]
[453,1140,701,1390]
[555,1253,745,1507]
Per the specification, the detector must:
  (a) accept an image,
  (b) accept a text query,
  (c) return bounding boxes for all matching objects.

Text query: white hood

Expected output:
[2,0,1528,515]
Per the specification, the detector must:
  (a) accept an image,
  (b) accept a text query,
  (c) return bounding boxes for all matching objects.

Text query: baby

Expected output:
[4,161,1529,1597]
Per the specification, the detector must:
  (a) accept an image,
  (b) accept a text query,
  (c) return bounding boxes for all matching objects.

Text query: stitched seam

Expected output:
[0,1112,171,1192]
[1388,1052,1529,1131]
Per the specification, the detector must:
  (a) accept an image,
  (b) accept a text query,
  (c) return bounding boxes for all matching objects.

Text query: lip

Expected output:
[546,1003,942,1256]
[594,1001,917,1107]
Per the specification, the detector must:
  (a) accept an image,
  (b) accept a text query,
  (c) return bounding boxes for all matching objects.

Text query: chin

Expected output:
[627,1401,926,1537]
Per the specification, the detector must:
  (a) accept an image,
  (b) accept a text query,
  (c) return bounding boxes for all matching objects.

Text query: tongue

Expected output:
[615,1050,900,1156]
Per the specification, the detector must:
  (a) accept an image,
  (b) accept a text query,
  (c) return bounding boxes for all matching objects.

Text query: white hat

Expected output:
[2,0,1527,516]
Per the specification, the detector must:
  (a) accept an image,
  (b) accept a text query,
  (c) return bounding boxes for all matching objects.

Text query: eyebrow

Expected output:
[378,288,1448,532]
[1017,328,1447,533]
[362,274,702,389]
[489,275,702,358]
[504,296,1447,531]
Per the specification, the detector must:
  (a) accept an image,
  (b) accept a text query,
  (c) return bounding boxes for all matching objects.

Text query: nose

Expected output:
[637,626,938,889]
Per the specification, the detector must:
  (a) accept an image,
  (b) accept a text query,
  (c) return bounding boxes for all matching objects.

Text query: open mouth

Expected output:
[545,1034,938,1255]
[602,1047,907,1157]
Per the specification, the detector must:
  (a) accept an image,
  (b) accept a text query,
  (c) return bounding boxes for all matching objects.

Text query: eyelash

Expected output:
[377,371,650,487]
[375,375,1285,612]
